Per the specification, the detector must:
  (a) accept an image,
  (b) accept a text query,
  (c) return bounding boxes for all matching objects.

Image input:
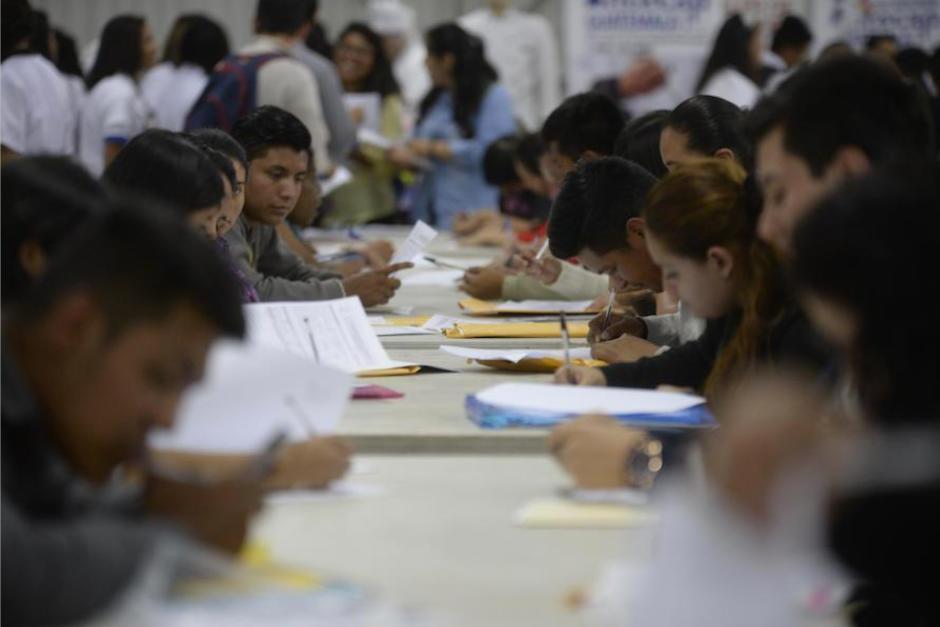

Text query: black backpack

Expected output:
[185,52,287,131]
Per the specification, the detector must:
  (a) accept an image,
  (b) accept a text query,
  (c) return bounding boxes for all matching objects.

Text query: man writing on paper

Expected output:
[224,106,410,306]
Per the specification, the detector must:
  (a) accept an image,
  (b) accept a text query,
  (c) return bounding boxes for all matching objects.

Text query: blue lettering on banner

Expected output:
[583,0,716,36]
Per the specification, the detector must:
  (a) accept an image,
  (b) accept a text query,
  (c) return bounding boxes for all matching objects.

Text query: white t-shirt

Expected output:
[699,67,761,110]
[148,64,208,131]
[139,62,175,113]
[460,8,561,131]
[78,73,150,176]
[1,53,78,156]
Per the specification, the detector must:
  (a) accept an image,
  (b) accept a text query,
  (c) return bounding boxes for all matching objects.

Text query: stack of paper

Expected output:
[466,382,714,429]
[244,298,420,376]
[459,298,600,316]
[513,498,657,529]
[148,340,354,453]
[440,345,605,372]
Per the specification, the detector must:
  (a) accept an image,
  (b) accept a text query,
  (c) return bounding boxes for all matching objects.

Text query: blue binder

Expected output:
[465,392,716,430]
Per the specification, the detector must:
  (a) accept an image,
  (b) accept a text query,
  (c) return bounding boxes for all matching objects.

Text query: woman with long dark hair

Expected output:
[78,15,156,175]
[389,22,516,230]
[696,14,762,109]
[326,22,405,226]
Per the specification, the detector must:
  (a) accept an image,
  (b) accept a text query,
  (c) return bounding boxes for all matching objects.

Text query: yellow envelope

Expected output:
[458,298,598,316]
[358,366,422,377]
[474,357,606,373]
[443,322,589,339]
[513,498,657,529]
[384,316,431,327]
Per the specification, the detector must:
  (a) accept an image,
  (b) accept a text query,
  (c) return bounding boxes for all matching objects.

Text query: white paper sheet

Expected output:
[342,92,381,131]
[440,345,594,363]
[391,220,438,264]
[421,314,479,331]
[374,326,437,337]
[497,299,595,313]
[244,298,416,373]
[318,165,353,196]
[148,340,354,453]
[399,269,463,287]
[265,481,386,504]
[474,382,705,415]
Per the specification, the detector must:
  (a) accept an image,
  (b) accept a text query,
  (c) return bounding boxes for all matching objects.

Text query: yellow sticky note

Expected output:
[513,498,657,529]
[357,365,422,377]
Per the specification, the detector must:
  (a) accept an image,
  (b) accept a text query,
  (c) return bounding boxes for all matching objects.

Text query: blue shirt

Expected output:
[410,84,517,229]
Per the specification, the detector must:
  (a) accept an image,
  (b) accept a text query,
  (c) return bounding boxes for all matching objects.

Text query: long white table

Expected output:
[254,455,646,627]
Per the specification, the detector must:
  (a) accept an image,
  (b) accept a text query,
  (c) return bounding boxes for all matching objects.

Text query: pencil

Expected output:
[601,289,616,336]
[534,239,550,260]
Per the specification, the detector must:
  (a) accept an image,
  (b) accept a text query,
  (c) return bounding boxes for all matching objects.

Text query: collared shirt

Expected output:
[699,67,761,109]
[459,8,561,132]
[78,73,151,176]
[146,63,209,132]
[1,339,172,625]
[410,84,517,229]
[1,53,78,156]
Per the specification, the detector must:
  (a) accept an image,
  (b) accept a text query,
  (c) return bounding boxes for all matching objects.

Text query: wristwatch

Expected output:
[626,436,664,490]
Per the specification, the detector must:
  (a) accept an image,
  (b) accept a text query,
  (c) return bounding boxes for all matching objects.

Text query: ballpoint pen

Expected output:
[601,288,616,338]
[423,255,466,271]
[560,311,575,384]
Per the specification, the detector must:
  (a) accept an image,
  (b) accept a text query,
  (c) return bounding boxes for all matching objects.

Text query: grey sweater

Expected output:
[224,217,345,302]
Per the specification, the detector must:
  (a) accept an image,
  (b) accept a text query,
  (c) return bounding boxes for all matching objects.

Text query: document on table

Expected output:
[474,382,705,416]
[459,298,598,315]
[513,498,657,529]
[440,345,594,364]
[244,298,417,374]
[399,269,463,287]
[391,220,438,264]
[148,340,353,453]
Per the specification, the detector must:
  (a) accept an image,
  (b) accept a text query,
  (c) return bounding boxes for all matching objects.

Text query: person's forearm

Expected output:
[275,222,317,265]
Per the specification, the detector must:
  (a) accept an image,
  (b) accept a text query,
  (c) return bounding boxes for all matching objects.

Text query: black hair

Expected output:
[744,55,931,176]
[256,0,310,35]
[87,15,146,89]
[1,157,107,303]
[161,14,199,64]
[696,14,756,93]
[178,15,229,74]
[103,130,225,214]
[188,128,248,172]
[548,157,657,259]
[419,23,498,138]
[483,135,520,186]
[791,165,940,424]
[541,92,625,160]
[666,95,752,170]
[514,133,545,178]
[1,0,33,61]
[614,109,669,178]
[336,22,400,97]
[817,40,854,62]
[54,29,84,78]
[866,34,897,52]
[29,10,51,58]
[231,105,313,162]
[771,15,812,53]
[17,197,245,339]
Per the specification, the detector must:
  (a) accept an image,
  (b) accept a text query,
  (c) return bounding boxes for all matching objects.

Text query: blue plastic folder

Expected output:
[465,383,716,430]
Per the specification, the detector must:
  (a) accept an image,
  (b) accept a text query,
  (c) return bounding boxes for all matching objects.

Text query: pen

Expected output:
[534,239,550,261]
[304,317,320,364]
[560,311,575,384]
[240,431,289,481]
[423,255,466,271]
[601,288,616,337]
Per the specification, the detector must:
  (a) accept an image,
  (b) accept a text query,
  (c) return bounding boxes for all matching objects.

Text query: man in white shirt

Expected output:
[240,0,332,174]
[460,0,561,132]
[367,0,431,120]
[1,1,77,162]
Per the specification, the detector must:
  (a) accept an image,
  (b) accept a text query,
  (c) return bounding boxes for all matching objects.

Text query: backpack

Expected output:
[185,52,287,132]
